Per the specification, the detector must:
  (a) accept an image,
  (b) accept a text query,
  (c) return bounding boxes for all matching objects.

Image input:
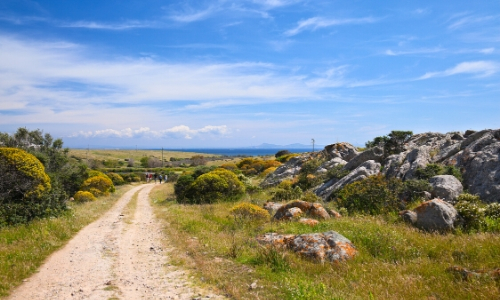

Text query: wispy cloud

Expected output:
[61,20,159,30]
[419,61,499,80]
[251,0,303,9]
[384,47,444,56]
[285,16,377,36]
[169,6,216,23]
[71,125,229,140]
[448,13,496,30]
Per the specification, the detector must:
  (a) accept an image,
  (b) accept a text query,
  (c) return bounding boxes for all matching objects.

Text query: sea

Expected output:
[163,148,313,157]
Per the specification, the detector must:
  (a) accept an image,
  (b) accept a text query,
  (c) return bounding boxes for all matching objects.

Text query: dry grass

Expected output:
[68,149,218,164]
[151,184,500,300]
[0,184,136,298]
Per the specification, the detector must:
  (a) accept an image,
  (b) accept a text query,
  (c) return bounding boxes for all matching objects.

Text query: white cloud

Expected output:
[480,48,495,54]
[71,125,229,140]
[419,61,499,80]
[285,16,377,36]
[60,20,158,30]
[448,14,496,30]
[252,0,303,9]
[169,7,216,23]
[384,47,443,56]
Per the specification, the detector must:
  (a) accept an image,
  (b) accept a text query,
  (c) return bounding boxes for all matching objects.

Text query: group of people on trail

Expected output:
[145,172,167,184]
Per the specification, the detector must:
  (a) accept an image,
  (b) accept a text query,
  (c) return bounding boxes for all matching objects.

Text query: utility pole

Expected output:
[86,144,89,162]
[311,138,315,153]
[162,147,164,167]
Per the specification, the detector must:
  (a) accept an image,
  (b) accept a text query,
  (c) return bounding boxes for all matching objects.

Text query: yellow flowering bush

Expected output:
[80,176,113,197]
[230,202,270,220]
[73,191,97,202]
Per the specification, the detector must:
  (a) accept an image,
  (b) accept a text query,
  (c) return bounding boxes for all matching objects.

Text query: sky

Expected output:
[0,0,499,149]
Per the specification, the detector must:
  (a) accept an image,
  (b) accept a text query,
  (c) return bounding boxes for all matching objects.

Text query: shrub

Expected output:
[301,191,322,203]
[80,176,113,197]
[261,167,277,178]
[230,203,270,220]
[272,184,302,202]
[456,193,481,204]
[276,153,299,163]
[326,164,349,181]
[174,175,195,201]
[365,130,413,156]
[455,201,485,231]
[485,203,500,219]
[400,179,432,203]
[296,158,324,190]
[275,150,291,158]
[73,191,97,202]
[335,174,403,215]
[107,172,125,185]
[0,148,65,225]
[415,164,443,180]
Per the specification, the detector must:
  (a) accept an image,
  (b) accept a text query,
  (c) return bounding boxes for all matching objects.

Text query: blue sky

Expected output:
[0,0,499,148]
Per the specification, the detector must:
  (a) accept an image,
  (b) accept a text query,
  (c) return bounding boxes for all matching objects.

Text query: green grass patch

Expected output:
[0,184,135,297]
[152,186,500,300]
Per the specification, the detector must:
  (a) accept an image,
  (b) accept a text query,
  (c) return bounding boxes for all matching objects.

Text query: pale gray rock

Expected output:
[261,155,307,188]
[429,175,463,202]
[401,146,431,180]
[413,199,458,232]
[315,160,381,200]
[382,152,406,178]
[344,147,384,171]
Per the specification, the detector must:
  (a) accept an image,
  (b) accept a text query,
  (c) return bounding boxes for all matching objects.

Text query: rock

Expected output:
[282,207,303,220]
[459,142,500,202]
[401,146,431,180]
[263,202,283,215]
[273,200,330,220]
[256,231,357,263]
[412,199,458,232]
[308,203,331,219]
[315,160,381,200]
[261,155,308,188]
[382,153,406,178]
[326,208,342,218]
[322,142,359,162]
[298,218,319,226]
[344,147,384,171]
[429,175,463,202]
[320,157,348,171]
[399,210,417,224]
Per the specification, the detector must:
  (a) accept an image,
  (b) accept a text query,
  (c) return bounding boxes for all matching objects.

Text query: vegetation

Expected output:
[365,130,413,156]
[229,202,270,220]
[73,191,97,202]
[151,183,500,300]
[174,168,245,204]
[415,163,463,181]
[236,157,281,176]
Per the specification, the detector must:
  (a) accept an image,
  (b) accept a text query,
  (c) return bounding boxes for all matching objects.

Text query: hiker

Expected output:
[164,174,168,183]
[153,173,157,183]
[159,174,162,184]
[146,172,150,183]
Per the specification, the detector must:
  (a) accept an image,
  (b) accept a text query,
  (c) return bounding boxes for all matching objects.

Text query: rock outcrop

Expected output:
[256,231,357,263]
[314,160,381,200]
[272,200,331,220]
[261,129,500,203]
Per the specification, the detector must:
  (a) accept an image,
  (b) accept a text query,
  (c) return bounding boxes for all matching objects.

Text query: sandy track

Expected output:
[8,184,223,300]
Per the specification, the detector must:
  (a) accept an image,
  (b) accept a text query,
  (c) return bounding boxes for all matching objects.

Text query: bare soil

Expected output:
[7,184,225,300]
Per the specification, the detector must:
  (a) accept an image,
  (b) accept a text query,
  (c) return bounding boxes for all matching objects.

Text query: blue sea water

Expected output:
[164,148,312,156]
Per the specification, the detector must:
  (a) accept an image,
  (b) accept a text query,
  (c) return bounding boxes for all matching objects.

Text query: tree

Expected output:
[365,130,413,156]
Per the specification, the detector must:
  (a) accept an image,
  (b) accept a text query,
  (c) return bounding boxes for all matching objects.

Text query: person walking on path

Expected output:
[153,173,157,184]
[159,174,163,184]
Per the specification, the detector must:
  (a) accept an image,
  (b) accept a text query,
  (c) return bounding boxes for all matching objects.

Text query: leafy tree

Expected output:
[365,130,413,156]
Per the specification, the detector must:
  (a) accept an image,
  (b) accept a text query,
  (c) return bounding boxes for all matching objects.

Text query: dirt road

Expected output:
[8,184,224,300]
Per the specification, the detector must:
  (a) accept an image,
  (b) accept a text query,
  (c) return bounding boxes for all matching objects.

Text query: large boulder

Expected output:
[429,175,463,202]
[315,160,381,200]
[260,155,307,188]
[322,142,359,162]
[256,231,357,263]
[406,199,458,232]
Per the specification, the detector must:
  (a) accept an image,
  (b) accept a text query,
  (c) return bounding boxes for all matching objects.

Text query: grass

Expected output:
[68,149,218,164]
[151,183,500,300]
[0,184,136,298]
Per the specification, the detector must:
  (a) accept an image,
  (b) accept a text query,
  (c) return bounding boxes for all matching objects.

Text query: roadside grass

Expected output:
[152,184,500,300]
[122,190,139,224]
[0,184,135,298]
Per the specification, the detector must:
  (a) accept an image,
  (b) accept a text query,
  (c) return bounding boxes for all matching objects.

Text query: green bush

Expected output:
[272,183,302,202]
[400,179,432,203]
[334,174,403,215]
[296,158,323,190]
[326,164,349,181]
[73,191,97,202]
[415,163,462,182]
[455,201,485,231]
[456,193,481,203]
[301,191,322,203]
[175,169,245,204]
[485,203,500,219]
